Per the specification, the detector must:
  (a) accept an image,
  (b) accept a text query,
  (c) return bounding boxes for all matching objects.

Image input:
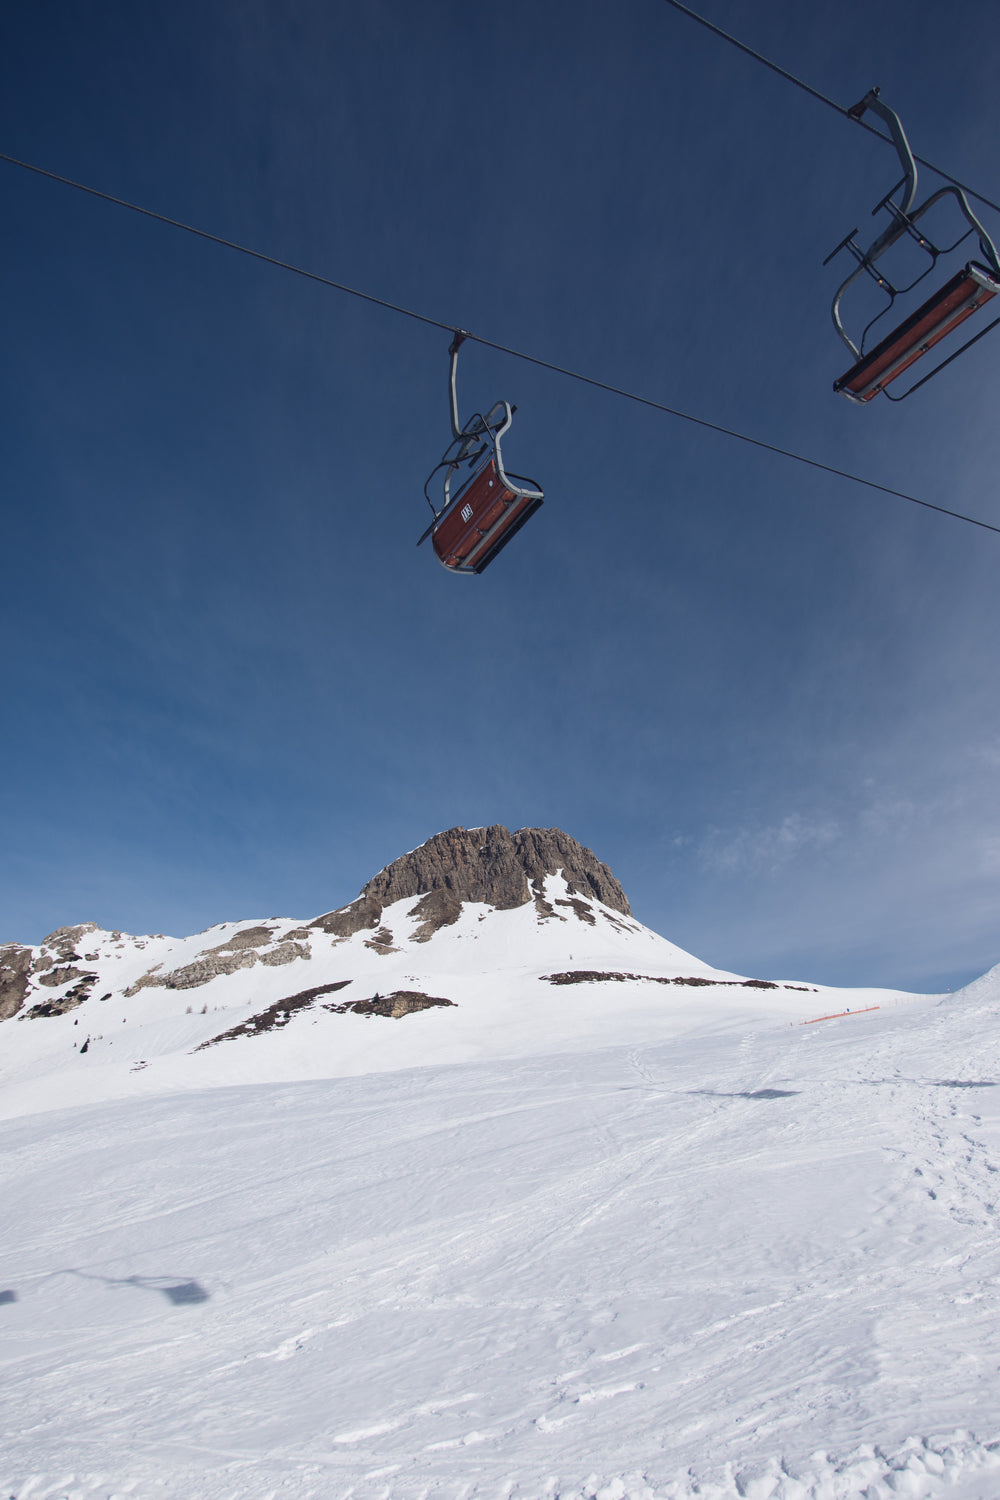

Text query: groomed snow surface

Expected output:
[2,883,1000,1498]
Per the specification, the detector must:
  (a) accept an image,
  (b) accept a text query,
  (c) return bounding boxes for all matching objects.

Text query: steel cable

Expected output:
[3,148,999,539]
[658,0,1000,217]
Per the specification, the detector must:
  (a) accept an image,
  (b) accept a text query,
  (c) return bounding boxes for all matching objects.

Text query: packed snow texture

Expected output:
[2,878,999,1497]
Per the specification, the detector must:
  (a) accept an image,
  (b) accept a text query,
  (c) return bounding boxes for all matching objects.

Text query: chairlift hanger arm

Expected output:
[849,89,918,224]
[829,92,919,285]
[448,330,511,447]
[826,91,921,357]
[448,330,467,441]
[852,90,1000,279]
[426,332,520,523]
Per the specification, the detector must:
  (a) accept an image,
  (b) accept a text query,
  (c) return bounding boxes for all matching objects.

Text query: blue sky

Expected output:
[3,0,1000,990]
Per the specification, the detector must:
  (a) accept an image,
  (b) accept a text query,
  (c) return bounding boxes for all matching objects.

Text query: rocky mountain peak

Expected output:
[312,825,630,940]
[0,827,634,1022]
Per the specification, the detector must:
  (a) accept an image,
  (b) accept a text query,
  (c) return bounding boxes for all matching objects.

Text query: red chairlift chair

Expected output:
[825,89,1000,405]
[418,333,544,575]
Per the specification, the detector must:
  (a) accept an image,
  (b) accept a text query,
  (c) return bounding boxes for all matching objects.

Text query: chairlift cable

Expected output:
[658,0,1000,219]
[0,153,456,338]
[3,149,1000,540]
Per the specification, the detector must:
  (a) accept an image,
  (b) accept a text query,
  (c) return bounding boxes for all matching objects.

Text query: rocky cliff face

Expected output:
[1,925,102,1021]
[0,945,33,1022]
[312,825,630,940]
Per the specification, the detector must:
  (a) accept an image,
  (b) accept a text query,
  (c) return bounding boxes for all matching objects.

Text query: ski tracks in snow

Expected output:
[5,1000,1000,1499]
[6,1430,1000,1499]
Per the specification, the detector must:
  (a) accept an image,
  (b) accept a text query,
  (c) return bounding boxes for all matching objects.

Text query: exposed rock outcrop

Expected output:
[201,926,276,954]
[364,927,399,953]
[40,924,100,961]
[1,925,104,1019]
[340,990,456,1019]
[125,939,309,996]
[407,888,463,944]
[312,826,630,941]
[311,892,383,939]
[36,965,95,989]
[0,945,33,1021]
[194,982,454,1049]
[195,980,352,1049]
[540,970,814,991]
[259,941,311,967]
[24,975,98,1018]
[124,951,255,997]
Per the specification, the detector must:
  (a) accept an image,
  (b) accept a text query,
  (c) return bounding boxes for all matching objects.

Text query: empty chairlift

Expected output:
[418,333,544,575]
[825,89,1000,404]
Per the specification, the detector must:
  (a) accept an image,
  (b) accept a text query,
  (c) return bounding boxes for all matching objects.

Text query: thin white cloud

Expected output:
[980,838,1000,876]
[970,737,1000,770]
[858,795,918,838]
[697,813,840,875]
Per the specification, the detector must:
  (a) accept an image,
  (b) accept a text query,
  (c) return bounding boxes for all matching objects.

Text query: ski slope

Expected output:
[2,883,1000,1497]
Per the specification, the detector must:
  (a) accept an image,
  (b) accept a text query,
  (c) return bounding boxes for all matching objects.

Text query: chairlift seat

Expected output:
[834,262,1000,404]
[431,457,543,575]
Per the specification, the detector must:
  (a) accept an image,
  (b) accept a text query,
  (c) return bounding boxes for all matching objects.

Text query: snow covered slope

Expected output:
[3,829,999,1497]
[2,966,1000,1498]
[0,872,910,1123]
